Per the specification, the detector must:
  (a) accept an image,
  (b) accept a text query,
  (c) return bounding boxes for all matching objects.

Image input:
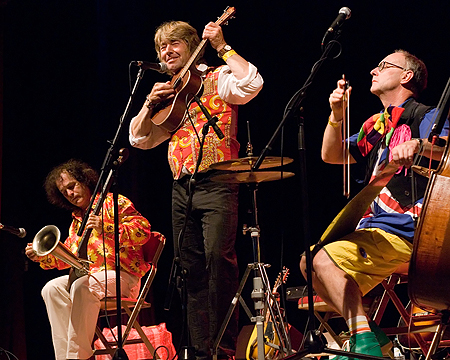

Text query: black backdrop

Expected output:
[1,1,450,359]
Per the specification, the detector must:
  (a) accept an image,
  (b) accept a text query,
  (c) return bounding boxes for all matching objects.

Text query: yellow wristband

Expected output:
[222,49,237,62]
[328,117,342,128]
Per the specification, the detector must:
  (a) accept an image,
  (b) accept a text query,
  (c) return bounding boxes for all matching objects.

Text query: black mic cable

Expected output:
[192,94,225,139]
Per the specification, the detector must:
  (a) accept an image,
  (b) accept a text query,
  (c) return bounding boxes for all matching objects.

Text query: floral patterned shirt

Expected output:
[39,193,152,277]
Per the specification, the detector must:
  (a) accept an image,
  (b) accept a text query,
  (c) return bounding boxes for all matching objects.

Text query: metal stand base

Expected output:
[212,262,292,360]
[212,128,292,360]
[179,346,196,360]
[112,348,129,360]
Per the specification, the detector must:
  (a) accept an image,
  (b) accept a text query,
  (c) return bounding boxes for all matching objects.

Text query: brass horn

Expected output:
[32,225,88,274]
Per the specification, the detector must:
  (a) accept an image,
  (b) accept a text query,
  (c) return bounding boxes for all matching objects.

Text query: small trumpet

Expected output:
[32,225,89,274]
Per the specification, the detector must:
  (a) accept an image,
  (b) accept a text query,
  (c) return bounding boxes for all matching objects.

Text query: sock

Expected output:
[346,315,371,336]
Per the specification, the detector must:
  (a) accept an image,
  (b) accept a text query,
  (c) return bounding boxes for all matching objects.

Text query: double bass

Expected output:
[408,78,450,313]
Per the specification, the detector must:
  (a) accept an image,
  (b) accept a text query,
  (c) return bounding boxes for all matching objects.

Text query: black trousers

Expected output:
[172,172,239,360]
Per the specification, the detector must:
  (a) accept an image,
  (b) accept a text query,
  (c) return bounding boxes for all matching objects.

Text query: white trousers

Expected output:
[41,270,139,360]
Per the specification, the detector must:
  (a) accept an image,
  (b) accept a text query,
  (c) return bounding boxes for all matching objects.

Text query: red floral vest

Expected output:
[168,66,239,179]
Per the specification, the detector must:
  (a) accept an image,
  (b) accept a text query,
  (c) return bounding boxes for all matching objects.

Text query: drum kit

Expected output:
[210,155,295,360]
[209,156,295,183]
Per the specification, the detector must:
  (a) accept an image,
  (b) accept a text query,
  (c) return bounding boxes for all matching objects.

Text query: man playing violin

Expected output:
[300,49,449,360]
[129,19,263,360]
[25,159,152,360]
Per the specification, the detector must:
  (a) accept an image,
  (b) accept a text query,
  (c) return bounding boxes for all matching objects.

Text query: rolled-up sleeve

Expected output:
[217,62,263,105]
[129,118,171,150]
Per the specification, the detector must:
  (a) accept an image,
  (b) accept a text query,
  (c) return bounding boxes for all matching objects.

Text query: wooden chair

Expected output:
[93,231,166,359]
[372,263,450,359]
[297,284,383,349]
[297,262,450,358]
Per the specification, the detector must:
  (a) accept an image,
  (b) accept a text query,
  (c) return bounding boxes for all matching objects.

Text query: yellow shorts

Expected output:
[318,228,413,295]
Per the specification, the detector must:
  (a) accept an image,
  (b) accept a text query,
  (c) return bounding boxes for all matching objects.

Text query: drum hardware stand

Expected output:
[212,126,292,360]
[212,196,292,360]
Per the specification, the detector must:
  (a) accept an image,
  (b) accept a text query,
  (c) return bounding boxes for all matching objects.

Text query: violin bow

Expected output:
[342,74,351,198]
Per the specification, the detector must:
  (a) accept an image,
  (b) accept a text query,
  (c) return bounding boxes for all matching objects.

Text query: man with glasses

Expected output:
[300,50,449,359]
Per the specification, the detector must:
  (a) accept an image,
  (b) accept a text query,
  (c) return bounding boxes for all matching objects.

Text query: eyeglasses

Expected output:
[377,60,407,72]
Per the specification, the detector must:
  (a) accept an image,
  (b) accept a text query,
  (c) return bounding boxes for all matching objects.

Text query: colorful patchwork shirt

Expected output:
[129,62,263,179]
[348,102,449,241]
[38,193,152,277]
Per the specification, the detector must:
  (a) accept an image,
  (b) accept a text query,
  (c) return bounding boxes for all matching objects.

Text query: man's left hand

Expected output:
[203,22,226,51]
[86,214,103,234]
[390,139,420,168]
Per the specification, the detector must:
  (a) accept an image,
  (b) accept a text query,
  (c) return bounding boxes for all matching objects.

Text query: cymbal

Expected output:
[209,156,293,171]
[211,171,295,184]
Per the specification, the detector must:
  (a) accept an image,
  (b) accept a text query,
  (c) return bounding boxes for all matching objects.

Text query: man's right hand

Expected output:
[322,78,356,164]
[25,243,40,262]
[329,79,352,121]
[146,81,176,105]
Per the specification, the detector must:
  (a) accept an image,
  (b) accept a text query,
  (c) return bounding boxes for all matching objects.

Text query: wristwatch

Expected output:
[217,44,232,58]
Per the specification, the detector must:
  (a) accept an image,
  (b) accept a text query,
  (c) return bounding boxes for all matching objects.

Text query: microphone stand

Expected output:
[163,94,223,360]
[427,76,450,146]
[77,64,147,360]
[252,32,389,360]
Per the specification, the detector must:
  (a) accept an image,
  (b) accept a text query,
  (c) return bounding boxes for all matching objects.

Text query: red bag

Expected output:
[94,323,177,360]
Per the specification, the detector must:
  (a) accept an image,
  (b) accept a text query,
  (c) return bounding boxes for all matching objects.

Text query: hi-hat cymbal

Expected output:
[209,156,293,171]
[211,171,295,184]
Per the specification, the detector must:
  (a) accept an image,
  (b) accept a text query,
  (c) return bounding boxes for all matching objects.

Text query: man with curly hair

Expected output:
[25,159,153,360]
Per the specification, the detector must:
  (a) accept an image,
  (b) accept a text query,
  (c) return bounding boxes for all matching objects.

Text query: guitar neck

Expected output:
[174,7,236,84]
[265,268,289,323]
[179,39,207,77]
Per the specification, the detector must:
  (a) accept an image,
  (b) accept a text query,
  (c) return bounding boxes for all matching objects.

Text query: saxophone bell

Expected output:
[32,225,88,273]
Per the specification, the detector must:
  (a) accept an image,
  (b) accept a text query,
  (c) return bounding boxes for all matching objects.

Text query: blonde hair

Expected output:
[154,21,204,62]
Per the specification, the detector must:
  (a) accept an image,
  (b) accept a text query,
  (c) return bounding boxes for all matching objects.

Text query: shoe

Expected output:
[334,332,383,360]
[350,332,383,358]
[369,321,393,356]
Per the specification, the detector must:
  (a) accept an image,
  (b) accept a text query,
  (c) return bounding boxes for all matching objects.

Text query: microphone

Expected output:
[131,61,168,73]
[192,94,224,140]
[322,7,351,44]
[0,223,27,238]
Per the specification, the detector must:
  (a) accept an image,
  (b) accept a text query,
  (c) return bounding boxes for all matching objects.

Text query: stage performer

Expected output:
[129,19,263,360]
[300,49,449,360]
[25,159,153,360]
